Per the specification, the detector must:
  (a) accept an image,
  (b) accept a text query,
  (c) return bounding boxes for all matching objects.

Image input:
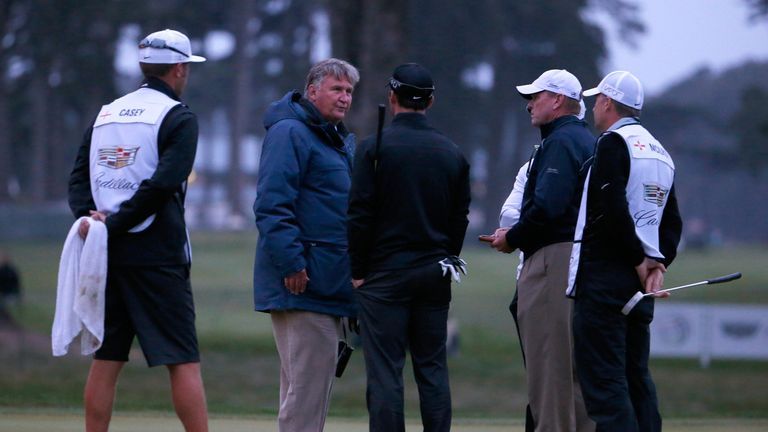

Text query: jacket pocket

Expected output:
[304,243,353,302]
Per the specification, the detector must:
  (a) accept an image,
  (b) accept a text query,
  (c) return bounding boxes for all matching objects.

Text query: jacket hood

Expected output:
[264,91,310,130]
[263,91,350,148]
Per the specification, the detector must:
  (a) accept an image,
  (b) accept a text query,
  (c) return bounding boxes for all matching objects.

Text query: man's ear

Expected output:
[174,63,187,78]
[553,93,566,111]
[307,84,317,102]
[600,95,612,113]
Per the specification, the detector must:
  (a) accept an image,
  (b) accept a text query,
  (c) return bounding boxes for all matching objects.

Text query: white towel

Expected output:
[52,217,108,356]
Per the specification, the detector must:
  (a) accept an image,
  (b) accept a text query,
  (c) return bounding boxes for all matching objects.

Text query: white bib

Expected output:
[567,123,675,296]
[89,87,179,232]
[616,124,675,259]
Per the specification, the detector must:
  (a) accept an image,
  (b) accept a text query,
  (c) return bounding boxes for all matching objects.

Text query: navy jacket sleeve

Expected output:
[505,134,584,250]
[68,124,97,218]
[253,121,308,277]
[591,132,646,266]
[347,135,377,279]
[103,106,198,235]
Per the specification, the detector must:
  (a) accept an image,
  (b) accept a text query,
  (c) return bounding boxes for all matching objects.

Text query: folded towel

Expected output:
[52,217,107,356]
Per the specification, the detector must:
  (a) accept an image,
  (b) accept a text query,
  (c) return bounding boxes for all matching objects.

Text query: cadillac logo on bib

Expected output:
[97,146,140,169]
[643,183,669,207]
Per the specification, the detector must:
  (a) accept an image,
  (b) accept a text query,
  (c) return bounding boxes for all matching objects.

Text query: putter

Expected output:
[621,272,742,315]
[374,104,385,171]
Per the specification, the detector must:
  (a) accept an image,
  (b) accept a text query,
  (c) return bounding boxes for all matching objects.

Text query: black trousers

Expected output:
[572,261,662,432]
[356,262,451,432]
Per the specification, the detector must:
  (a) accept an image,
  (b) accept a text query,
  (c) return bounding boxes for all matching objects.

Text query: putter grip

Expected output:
[374,104,386,171]
[378,104,386,125]
[707,272,741,284]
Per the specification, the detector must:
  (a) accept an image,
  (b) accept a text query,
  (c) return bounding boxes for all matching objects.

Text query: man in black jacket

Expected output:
[68,29,208,432]
[490,69,594,432]
[348,63,471,432]
[570,71,682,432]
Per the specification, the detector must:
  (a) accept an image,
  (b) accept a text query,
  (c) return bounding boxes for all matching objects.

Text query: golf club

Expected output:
[621,272,742,315]
[374,104,385,171]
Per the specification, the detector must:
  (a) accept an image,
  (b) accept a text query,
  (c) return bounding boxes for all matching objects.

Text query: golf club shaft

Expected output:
[374,104,385,171]
[642,272,742,298]
[643,280,707,297]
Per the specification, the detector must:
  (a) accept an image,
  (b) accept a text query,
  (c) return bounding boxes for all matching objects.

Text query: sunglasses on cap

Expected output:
[388,78,434,92]
[138,38,189,58]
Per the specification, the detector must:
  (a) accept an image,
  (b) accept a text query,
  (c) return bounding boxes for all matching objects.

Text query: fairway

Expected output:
[2,412,768,432]
[2,234,767,422]
[2,412,521,432]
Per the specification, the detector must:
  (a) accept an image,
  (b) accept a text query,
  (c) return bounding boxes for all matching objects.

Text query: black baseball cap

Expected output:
[388,63,435,100]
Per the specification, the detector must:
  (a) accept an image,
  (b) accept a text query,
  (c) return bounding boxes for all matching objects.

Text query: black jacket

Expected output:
[348,112,471,279]
[505,115,594,256]
[68,77,198,266]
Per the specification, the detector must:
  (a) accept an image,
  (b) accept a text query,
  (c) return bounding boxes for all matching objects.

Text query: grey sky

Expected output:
[593,0,768,95]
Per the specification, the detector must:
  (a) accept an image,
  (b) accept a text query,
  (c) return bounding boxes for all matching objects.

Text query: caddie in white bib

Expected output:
[89,87,180,232]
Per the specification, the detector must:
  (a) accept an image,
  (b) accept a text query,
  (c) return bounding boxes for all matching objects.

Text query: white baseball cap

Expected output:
[583,70,643,109]
[516,69,582,101]
[138,29,206,64]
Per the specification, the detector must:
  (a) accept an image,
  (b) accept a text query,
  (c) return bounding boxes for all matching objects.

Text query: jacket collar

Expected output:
[392,112,429,128]
[141,77,182,102]
[292,92,349,149]
[606,116,641,132]
[540,114,581,140]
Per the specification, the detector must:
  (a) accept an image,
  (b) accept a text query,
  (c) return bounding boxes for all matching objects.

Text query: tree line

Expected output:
[1,0,766,242]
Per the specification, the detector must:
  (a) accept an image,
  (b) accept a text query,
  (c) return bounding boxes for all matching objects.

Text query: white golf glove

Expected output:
[439,256,468,283]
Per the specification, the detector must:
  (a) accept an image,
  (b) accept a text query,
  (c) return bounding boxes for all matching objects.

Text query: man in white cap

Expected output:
[68,29,208,432]
[491,98,587,430]
[568,71,682,431]
[488,69,594,432]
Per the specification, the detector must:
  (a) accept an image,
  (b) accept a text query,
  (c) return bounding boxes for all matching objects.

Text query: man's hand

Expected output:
[78,210,109,239]
[89,210,107,222]
[352,279,364,289]
[645,268,669,298]
[348,317,360,334]
[635,257,667,296]
[78,219,91,239]
[284,269,309,295]
[490,227,514,253]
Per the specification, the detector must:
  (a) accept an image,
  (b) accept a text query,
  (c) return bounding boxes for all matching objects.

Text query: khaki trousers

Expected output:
[271,310,341,432]
[517,242,594,432]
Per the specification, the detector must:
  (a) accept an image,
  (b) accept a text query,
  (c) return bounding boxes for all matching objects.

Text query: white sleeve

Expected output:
[499,162,530,228]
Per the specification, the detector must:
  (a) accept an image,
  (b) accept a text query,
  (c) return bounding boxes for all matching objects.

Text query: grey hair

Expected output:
[304,58,360,96]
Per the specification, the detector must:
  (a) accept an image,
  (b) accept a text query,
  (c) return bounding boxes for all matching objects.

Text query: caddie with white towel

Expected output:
[67,28,208,432]
[569,71,683,432]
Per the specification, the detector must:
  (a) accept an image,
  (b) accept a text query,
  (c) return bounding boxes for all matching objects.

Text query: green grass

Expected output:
[2,411,768,432]
[1,233,767,420]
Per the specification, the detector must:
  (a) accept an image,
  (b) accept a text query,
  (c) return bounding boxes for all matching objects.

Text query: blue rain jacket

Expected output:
[253,91,356,317]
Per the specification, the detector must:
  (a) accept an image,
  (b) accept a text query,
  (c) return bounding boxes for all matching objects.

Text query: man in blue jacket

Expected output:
[490,69,594,432]
[253,58,359,432]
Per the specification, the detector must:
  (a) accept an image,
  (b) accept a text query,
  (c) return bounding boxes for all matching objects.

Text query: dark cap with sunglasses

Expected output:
[139,29,206,64]
[388,63,435,101]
